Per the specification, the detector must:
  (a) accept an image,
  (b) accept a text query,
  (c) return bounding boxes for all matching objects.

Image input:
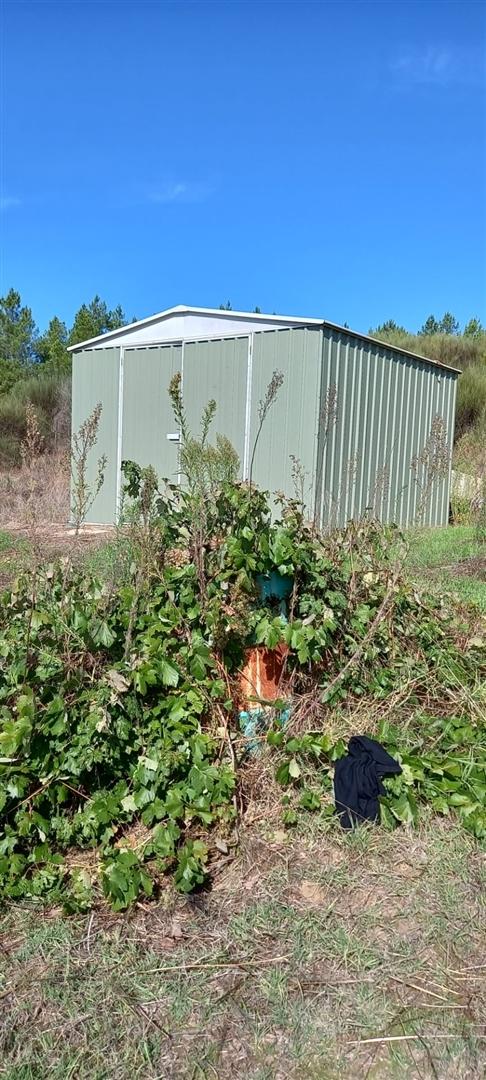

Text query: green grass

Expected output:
[0,531,16,553]
[0,530,28,589]
[407,525,483,568]
[407,525,486,611]
[1,818,484,1079]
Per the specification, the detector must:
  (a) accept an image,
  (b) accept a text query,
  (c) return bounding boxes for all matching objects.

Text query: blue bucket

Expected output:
[256,572,294,602]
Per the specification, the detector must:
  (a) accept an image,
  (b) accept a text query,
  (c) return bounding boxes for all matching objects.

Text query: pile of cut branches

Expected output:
[0,476,484,910]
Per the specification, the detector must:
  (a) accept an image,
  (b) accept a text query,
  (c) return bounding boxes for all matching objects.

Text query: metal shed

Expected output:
[69,306,459,528]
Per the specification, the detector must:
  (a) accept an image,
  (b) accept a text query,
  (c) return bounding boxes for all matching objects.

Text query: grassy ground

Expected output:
[1,816,484,1079]
[407,525,486,611]
[1,523,484,1079]
[0,531,27,591]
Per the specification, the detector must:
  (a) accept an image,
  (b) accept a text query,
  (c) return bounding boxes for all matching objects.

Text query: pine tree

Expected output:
[68,295,126,346]
[372,319,407,336]
[464,317,483,338]
[438,312,460,335]
[0,289,39,363]
[419,314,440,336]
[37,317,70,371]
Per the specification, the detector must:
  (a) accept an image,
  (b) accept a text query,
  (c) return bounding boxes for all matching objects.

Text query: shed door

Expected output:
[122,344,182,486]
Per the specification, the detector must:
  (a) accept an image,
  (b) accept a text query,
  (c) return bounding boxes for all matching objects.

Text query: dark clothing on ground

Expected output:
[334,735,402,829]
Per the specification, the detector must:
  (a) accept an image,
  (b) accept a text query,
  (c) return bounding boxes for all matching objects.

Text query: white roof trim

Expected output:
[67,304,323,352]
[67,303,460,374]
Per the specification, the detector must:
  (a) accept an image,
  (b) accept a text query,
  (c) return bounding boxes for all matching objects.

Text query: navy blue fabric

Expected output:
[334,735,402,829]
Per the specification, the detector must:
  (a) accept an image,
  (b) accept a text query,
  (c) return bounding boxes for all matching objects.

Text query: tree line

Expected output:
[1,287,484,399]
[0,289,130,393]
[0,291,269,396]
[372,314,484,339]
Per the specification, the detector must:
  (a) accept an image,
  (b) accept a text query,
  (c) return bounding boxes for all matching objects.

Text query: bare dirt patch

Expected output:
[453,555,486,580]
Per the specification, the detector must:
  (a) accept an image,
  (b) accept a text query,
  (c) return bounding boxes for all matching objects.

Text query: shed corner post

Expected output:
[115,345,125,524]
[313,328,327,530]
[446,374,459,525]
[177,340,185,487]
[242,332,254,481]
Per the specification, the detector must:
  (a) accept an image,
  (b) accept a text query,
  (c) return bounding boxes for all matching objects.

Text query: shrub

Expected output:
[0,371,71,467]
[454,425,486,476]
[0,357,27,396]
[0,481,484,911]
[455,364,486,439]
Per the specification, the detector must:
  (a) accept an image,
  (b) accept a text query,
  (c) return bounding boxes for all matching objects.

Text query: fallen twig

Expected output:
[136,954,290,977]
[348,1033,485,1047]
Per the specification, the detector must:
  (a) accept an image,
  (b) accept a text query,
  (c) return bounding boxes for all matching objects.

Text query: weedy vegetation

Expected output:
[0,381,485,1079]
[70,403,107,536]
[0,384,484,915]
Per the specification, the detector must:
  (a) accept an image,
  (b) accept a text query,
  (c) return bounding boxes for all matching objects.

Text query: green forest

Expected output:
[0,288,485,471]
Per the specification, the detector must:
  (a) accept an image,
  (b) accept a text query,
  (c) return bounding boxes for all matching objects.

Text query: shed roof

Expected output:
[68,304,461,374]
[67,305,321,352]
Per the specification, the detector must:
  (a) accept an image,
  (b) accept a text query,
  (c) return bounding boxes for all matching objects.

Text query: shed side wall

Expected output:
[71,347,119,524]
[316,328,457,528]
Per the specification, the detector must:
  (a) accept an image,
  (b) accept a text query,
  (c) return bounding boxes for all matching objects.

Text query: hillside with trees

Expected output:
[0,291,128,466]
[0,290,484,474]
[368,313,486,474]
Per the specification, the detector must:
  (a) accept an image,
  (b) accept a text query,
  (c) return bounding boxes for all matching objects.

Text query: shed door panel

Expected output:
[249,328,322,499]
[71,347,119,524]
[122,345,182,485]
[183,337,248,469]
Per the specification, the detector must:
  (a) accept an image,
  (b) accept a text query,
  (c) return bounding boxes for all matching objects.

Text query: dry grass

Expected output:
[0,451,70,529]
[1,817,484,1079]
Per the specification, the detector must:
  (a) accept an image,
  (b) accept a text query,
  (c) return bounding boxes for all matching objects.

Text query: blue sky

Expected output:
[1,0,485,334]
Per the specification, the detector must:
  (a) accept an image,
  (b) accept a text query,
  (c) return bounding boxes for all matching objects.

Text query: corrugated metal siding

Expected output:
[71,326,458,527]
[71,347,120,523]
[183,336,248,468]
[315,329,457,528]
[249,328,322,498]
[121,344,182,487]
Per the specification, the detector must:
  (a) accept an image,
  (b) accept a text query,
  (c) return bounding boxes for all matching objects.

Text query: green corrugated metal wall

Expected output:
[315,328,457,528]
[249,328,322,498]
[71,347,120,524]
[183,336,248,466]
[122,344,181,486]
[71,326,457,526]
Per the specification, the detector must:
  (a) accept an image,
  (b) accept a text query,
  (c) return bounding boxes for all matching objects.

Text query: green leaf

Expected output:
[379,802,397,830]
[299,789,321,811]
[121,795,137,813]
[389,792,418,825]
[449,793,473,807]
[275,762,290,786]
[91,620,115,648]
[159,660,180,687]
[267,730,284,747]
